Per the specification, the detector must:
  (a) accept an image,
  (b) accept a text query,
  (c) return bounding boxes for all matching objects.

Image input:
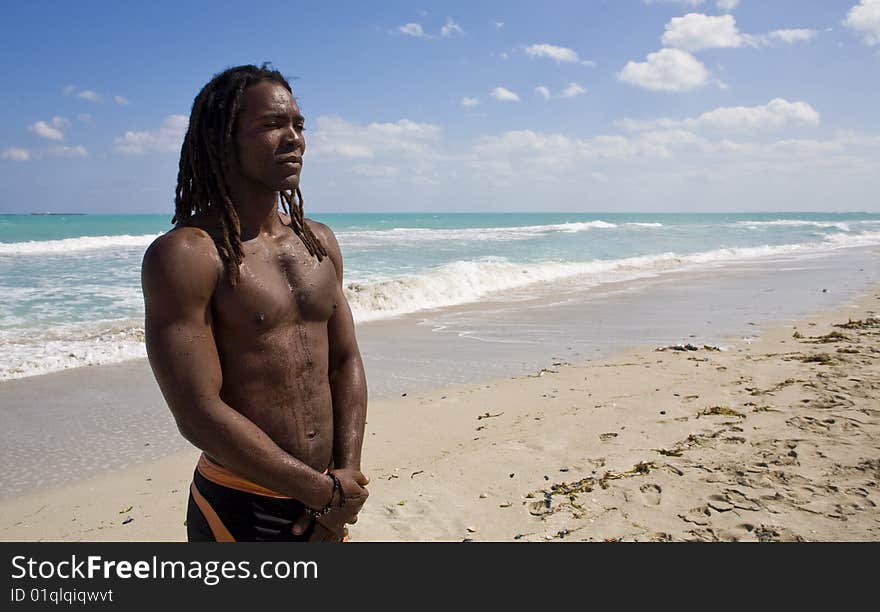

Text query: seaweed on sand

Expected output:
[811,331,851,343]
[834,317,880,330]
[627,461,659,475]
[654,447,684,457]
[801,353,836,365]
[698,406,746,419]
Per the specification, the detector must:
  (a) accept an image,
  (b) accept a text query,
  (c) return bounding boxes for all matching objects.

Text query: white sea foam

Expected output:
[0,218,672,259]
[0,222,623,255]
[822,230,880,247]
[337,220,618,247]
[733,219,851,231]
[4,228,880,380]
[346,233,880,322]
[0,319,146,381]
[0,234,159,255]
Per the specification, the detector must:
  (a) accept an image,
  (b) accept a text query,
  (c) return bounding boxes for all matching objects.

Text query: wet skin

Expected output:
[142,81,367,537]
[209,213,338,471]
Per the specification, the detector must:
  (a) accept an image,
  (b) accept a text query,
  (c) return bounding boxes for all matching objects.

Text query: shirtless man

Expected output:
[142,64,368,542]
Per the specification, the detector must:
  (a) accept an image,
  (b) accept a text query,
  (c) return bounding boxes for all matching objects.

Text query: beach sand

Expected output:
[2,288,878,542]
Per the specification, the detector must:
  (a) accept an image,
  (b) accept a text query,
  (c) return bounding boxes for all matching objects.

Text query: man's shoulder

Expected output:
[304,217,332,238]
[142,226,222,287]
[145,225,220,262]
[303,218,344,280]
[304,218,339,251]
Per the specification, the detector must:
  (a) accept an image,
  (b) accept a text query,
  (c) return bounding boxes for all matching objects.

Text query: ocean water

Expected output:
[1,211,879,381]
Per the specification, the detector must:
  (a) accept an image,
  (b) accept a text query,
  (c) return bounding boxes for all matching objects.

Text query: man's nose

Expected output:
[284,125,303,149]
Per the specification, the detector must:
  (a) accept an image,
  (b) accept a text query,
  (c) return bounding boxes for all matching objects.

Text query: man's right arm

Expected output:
[141,229,334,509]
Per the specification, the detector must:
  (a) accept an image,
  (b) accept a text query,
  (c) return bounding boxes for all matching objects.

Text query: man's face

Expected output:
[232,80,305,192]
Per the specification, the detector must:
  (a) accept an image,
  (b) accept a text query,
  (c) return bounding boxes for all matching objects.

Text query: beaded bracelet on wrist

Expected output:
[306,473,341,518]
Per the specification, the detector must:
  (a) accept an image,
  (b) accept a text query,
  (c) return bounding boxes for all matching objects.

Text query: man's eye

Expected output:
[296,125,306,132]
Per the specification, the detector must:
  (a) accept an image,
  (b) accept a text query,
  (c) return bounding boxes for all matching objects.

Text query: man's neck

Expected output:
[227,181,283,240]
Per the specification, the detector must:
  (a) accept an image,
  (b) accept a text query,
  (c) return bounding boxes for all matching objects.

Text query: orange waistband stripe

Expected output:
[189,481,236,542]
[197,453,292,499]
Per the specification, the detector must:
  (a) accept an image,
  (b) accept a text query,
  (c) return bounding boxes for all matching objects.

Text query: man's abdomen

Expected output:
[216,325,335,471]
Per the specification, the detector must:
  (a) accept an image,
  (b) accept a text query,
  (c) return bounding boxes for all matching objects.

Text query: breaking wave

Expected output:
[0,234,159,255]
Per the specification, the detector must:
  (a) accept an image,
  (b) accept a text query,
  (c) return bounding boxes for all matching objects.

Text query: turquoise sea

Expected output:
[1,211,879,380]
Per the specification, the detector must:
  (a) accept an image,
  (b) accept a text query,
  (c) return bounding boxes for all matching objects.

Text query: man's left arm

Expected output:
[314,221,368,471]
[290,221,369,541]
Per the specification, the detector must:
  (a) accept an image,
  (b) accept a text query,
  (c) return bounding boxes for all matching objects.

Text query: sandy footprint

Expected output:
[639,483,662,506]
[679,505,710,526]
[753,524,806,542]
[723,488,763,512]
[380,497,457,541]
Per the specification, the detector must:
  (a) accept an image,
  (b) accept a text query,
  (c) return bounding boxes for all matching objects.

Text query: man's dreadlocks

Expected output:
[173,64,326,286]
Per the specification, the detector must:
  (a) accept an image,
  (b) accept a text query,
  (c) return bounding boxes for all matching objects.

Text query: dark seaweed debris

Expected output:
[627,461,659,475]
[812,331,851,343]
[698,406,746,419]
[800,353,836,365]
[834,317,880,330]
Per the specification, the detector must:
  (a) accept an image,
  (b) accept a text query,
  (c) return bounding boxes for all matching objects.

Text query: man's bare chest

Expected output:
[212,237,337,332]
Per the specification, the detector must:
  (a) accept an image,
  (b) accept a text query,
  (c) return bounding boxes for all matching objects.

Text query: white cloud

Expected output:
[48,144,87,158]
[767,139,845,158]
[285,110,880,209]
[115,114,188,154]
[28,117,69,141]
[469,130,676,182]
[463,124,880,204]
[716,0,740,11]
[490,86,520,102]
[61,84,109,103]
[536,83,587,100]
[461,97,480,107]
[398,23,425,37]
[28,121,64,140]
[492,20,504,28]
[525,43,595,66]
[617,48,710,92]
[440,17,464,37]
[499,52,509,60]
[395,17,463,39]
[560,82,587,98]
[638,129,705,147]
[844,0,880,45]
[662,13,745,51]
[696,133,880,162]
[662,13,817,51]
[618,98,820,132]
[308,115,442,160]
[77,90,102,102]
[764,29,818,44]
[114,95,130,105]
[525,43,578,63]
[1,148,30,161]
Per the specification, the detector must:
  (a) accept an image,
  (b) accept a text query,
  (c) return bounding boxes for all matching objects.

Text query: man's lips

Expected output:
[277,155,302,165]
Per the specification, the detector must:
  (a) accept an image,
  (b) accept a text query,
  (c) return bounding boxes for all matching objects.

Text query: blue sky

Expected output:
[1,0,879,213]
